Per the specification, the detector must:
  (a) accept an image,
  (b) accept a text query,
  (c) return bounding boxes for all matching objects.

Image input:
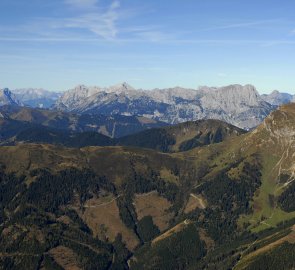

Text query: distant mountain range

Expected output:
[0,106,244,151]
[12,88,61,108]
[53,83,294,129]
[1,84,294,130]
[0,105,167,139]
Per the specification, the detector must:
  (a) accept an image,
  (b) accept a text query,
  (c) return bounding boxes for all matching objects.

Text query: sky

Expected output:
[0,0,295,94]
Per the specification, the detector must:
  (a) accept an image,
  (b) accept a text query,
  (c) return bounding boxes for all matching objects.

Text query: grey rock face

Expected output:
[0,88,22,106]
[12,88,61,108]
[54,83,279,130]
[261,90,294,106]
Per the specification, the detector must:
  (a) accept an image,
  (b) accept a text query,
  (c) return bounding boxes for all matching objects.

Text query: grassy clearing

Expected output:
[134,192,173,232]
[160,168,179,184]
[49,246,80,270]
[238,154,278,231]
[78,197,139,251]
[239,151,295,233]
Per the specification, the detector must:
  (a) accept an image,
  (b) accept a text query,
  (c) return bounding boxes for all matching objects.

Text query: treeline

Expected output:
[194,157,262,244]
[278,180,295,212]
[0,167,132,270]
[26,168,116,212]
[116,163,179,244]
[130,223,206,270]
[244,242,295,270]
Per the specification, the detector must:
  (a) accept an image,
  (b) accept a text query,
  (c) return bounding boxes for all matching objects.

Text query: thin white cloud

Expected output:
[64,0,98,9]
[1,36,295,47]
[0,1,166,42]
[0,5,293,46]
[0,1,122,41]
[61,0,121,39]
[196,19,280,32]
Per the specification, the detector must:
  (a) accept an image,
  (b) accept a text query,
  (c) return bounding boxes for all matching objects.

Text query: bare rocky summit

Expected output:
[54,83,278,130]
[2,83,293,130]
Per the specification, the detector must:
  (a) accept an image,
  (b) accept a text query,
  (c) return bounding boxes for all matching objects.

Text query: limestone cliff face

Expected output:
[261,90,294,106]
[54,83,276,130]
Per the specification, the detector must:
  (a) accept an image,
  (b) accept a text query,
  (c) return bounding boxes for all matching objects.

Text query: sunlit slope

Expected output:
[176,103,295,233]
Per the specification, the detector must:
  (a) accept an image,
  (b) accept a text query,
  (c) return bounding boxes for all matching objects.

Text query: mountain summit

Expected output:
[0,88,21,106]
[12,88,61,108]
[54,83,276,129]
[261,90,294,106]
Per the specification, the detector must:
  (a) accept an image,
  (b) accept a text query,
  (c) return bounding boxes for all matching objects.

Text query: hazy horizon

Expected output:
[1,81,294,95]
[1,0,295,94]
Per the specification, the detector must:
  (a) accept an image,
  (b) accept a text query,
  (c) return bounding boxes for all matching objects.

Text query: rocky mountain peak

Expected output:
[107,82,136,95]
[0,88,21,106]
[53,83,278,129]
[263,103,295,138]
[200,84,264,114]
[270,90,280,95]
[261,90,293,106]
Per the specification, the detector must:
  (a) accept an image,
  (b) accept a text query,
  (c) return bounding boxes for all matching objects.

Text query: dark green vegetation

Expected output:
[0,167,114,270]
[0,106,246,153]
[243,243,295,270]
[0,117,115,148]
[118,119,246,152]
[279,180,295,212]
[16,128,113,148]
[1,103,295,269]
[137,216,160,242]
[131,223,206,270]
[194,157,262,243]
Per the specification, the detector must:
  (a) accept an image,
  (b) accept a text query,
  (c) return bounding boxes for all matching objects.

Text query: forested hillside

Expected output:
[1,104,295,269]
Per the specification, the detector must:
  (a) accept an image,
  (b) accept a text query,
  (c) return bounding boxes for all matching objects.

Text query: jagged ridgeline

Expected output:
[1,104,295,269]
[2,84,294,131]
[0,105,167,140]
[0,105,245,152]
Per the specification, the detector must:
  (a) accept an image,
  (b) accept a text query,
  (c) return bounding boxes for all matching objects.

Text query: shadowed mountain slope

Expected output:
[118,119,246,152]
[0,105,167,138]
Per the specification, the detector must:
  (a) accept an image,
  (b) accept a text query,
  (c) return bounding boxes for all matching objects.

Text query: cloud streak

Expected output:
[64,0,98,9]
[61,0,121,39]
[196,19,280,32]
[1,36,295,48]
[0,3,293,46]
[0,0,122,41]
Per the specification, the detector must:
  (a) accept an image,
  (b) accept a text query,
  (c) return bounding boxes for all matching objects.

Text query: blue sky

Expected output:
[0,0,295,93]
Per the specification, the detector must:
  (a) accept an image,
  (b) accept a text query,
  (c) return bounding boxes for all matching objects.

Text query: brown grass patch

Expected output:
[160,168,179,184]
[49,246,81,270]
[152,219,191,245]
[77,196,139,251]
[134,191,173,231]
[199,228,214,250]
[184,194,206,214]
